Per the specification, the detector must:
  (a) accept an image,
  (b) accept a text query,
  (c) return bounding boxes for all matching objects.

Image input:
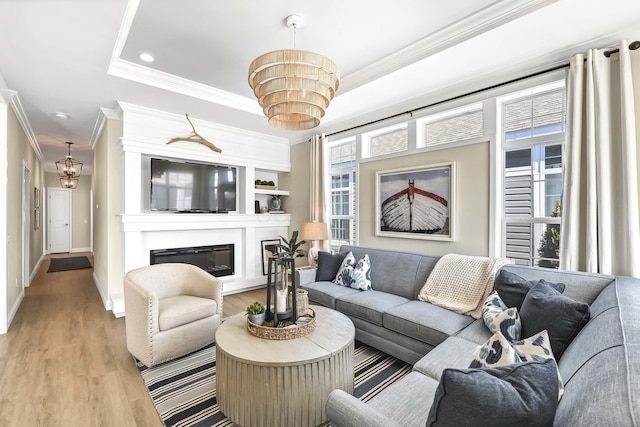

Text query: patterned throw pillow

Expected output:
[349,254,372,291]
[469,331,518,369]
[469,330,564,401]
[333,252,356,287]
[512,330,565,400]
[481,291,521,341]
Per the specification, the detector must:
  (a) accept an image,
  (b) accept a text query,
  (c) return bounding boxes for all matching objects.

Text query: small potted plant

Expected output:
[245,301,266,326]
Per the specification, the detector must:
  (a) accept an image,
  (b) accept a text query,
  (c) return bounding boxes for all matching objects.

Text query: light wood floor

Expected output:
[0,254,264,426]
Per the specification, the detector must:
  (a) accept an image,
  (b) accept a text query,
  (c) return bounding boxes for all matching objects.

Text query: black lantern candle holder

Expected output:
[265,255,297,325]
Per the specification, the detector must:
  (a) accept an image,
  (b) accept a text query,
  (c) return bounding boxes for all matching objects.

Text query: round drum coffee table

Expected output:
[216,305,355,427]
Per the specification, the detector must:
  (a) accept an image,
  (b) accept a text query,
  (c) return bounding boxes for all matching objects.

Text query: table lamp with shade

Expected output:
[301,222,329,266]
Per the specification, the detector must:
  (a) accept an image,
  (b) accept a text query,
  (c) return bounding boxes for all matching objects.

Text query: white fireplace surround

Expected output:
[114,103,292,315]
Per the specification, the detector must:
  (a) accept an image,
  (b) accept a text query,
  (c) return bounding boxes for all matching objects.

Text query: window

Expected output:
[501,85,565,268]
[329,139,356,249]
[420,103,484,147]
[363,123,408,158]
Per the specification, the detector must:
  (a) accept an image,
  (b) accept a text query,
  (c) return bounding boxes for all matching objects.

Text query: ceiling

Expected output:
[1,0,640,174]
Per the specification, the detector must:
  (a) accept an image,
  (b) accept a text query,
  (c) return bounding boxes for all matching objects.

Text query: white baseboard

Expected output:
[7,289,24,329]
[29,254,44,286]
[110,293,125,318]
[93,272,110,310]
[71,247,92,253]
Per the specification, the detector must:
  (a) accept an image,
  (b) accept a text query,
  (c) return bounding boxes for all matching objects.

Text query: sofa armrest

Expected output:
[326,390,402,427]
[296,268,318,286]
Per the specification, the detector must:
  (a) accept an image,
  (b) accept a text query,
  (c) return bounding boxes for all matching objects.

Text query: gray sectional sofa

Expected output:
[296,245,640,426]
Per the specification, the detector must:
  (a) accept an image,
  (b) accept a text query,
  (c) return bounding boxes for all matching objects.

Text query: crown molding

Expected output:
[340,0,560,93]
[0,86,44,163]
[90,106,122,149]
[109,0,262,116]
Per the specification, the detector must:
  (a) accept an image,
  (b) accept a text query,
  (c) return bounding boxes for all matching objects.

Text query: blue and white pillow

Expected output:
[469,331,519,369]
[469,330,564,401]
[334,252,356,287]
[350,254,372,291]
[482,291,521,342]
[333,252,372,290]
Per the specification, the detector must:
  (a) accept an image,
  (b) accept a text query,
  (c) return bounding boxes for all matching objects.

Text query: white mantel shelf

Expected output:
[119,213,291,232]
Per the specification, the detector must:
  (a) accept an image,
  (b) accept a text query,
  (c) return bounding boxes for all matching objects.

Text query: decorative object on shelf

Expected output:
[166,114,222,153]
[244,301,266,326]
[301,221,329,266]
[265,256,298,325]
[56,141,82,189]
[270,195,282,211]
[261,239,281,275]
[255,179,276,190]
[376,162,456,241]
[248,14,340,131]
[247,307,316,340]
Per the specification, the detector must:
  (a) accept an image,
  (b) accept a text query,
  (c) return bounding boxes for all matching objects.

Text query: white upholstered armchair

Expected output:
[124,263,223,367]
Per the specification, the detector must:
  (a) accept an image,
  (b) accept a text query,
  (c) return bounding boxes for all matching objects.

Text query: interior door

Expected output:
[48,188,71,253]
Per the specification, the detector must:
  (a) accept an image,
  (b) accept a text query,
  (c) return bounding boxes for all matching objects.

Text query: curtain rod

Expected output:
[327,40,640,138]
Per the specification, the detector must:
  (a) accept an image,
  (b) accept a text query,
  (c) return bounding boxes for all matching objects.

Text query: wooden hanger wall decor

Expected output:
[166,114,222,153]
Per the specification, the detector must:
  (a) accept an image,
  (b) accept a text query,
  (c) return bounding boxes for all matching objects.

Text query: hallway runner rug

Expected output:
[47,256,92,273]
[137,341,412,427]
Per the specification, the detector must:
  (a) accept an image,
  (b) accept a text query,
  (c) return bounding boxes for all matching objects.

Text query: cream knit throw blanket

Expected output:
[418,254,513,319]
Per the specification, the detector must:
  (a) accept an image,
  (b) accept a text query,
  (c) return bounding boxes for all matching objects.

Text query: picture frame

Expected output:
[34,187,40,208]
[261,238,281,275]
[376,162,455,241]
[34,208,39,230]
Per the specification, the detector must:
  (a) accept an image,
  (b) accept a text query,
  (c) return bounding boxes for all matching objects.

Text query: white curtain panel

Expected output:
[560,40,640,277]
[309,134,330,252]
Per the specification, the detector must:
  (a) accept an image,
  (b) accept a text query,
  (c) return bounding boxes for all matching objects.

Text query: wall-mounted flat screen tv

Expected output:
[150,158,237,213]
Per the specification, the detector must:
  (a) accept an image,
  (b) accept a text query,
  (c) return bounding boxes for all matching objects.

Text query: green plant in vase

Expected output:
[245,301,266,326]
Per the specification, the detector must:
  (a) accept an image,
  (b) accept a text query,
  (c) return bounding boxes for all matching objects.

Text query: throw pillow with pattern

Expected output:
[512,330,564,400]
[481,291,521,341]
[333,251,356,287]
[349,254,372,291]
[470,330,564,401]
[469,331,519,369]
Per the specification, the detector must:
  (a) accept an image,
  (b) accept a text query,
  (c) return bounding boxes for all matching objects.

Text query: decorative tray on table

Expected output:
[247,308,316,340]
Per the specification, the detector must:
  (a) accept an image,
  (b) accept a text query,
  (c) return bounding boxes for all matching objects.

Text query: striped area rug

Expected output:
[137,341,411,427]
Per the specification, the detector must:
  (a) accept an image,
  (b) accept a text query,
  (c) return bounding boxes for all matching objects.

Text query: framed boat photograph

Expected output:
[376,162,455,241]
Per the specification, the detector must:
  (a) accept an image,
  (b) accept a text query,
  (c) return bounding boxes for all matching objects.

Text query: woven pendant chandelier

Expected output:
[248,15,340,131]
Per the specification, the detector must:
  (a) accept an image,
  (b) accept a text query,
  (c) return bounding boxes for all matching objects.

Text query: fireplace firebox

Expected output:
[150,244,234,277]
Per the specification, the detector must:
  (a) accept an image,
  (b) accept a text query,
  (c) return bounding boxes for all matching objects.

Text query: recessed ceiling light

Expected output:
[54,112,69,119]
[138,52,155,63]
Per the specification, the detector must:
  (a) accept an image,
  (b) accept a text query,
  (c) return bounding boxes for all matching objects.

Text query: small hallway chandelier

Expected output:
[55,141,82,189]
[248,15,340,131]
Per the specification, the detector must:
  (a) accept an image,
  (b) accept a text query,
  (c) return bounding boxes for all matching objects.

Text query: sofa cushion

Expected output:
[368,372,440,427]
[520,282,590,359]
[494,270,565,311]
[453,319,492,344]
[426,359,559,427]
[158,295,216,331]
[300,281,359,309]
[316,251,348,281]
[383,300,474,347]
[481,291,521,341]
[413,336,478,380]
[336,290,408,326]
[349,254,372,290]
